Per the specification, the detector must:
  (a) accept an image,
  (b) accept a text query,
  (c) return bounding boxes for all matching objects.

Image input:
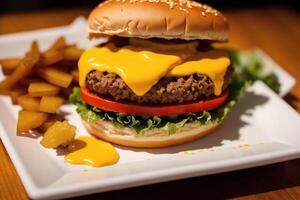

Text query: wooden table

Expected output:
[0,6,300,200]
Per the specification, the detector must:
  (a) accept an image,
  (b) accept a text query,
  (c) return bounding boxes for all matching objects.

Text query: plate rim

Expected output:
[32,149,300,199]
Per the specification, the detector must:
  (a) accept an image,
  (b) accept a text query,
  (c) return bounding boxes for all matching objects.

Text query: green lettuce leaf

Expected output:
[224,48,280,94]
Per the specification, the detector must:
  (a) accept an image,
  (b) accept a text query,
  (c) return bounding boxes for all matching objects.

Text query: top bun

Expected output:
[88,0,229,41]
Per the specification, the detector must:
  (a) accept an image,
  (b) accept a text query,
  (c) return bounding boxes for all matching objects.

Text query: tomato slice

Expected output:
[81,88,228,116]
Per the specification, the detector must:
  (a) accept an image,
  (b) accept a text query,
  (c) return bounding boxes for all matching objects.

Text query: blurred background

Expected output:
[0,0,299,13]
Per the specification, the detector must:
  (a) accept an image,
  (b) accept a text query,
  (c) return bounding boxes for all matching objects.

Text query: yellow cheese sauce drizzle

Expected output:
[79,45,230,96]
[65,136,119,167]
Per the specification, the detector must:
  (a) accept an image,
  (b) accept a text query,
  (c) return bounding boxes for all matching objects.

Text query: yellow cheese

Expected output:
[79,45,181,96]
[167,52,231,95]
[65,136,119,167]
[78,45,231,96]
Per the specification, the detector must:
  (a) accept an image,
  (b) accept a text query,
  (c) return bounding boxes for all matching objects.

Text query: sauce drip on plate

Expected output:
[65,136,119,167]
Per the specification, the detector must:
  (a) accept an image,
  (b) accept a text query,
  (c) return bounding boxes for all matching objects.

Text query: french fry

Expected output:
[17,95,40,111]
[0,41,40,91]
[28,82,60,97]
[38,114,65,132]
[39,96,64,113]
[38,67,73,88]
[71,69,79,83]
[39,37,66,66]
[63,46,84,61]
[40,121,76,148]
[1,36,80,137]
[40,50,64,66]
[0,58,21,75]
[10,88,26,104]
[46,37,66,52]
[17,110,49,134]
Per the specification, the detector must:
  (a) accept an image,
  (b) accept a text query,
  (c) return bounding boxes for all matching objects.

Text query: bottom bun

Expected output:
[82,119,221,148]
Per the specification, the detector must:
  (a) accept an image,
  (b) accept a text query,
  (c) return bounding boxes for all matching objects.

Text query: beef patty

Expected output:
[85,67,233,104]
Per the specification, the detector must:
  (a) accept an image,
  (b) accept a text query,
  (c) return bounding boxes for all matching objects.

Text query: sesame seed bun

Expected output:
[83,120,220,148]
[88,0,229,41]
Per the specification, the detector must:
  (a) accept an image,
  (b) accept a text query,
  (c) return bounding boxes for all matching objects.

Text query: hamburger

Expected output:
[70,0,244,148]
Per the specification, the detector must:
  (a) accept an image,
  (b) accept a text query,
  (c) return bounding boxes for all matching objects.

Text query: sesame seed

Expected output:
[179,7,189,13]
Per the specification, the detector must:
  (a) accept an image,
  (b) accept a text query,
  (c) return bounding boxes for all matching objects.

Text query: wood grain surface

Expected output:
[0,6,299,200]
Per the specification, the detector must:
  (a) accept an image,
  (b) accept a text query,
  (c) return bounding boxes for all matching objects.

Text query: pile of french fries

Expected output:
[0,37,83,147]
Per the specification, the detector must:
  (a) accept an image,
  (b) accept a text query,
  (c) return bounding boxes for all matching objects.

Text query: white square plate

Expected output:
[0,17,300,200]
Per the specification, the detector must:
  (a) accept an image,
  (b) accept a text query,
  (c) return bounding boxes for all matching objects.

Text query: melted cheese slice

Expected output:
[168,51,231,96]
[79,45,181,96]
[79,45,230,96]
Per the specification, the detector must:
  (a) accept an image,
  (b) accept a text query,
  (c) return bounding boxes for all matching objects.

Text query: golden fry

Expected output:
[40,121,76,148]
[71,69,79,83]
[0,41,40,91]
[0,58,21,75]
[38,37,66,66]
[17,110,49,134]
[40,96,64,113]
[28,82,60,97]
[40,50,64,66]
[38,114,65,132]
[63,47,84,61]
[17,95,40,111]
[38,67,73,88]
[0,37,79,136]
[47,37,66,52]
[10,88,26,104]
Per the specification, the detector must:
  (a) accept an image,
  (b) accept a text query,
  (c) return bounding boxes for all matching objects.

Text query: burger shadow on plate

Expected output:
[117,90,269,154]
